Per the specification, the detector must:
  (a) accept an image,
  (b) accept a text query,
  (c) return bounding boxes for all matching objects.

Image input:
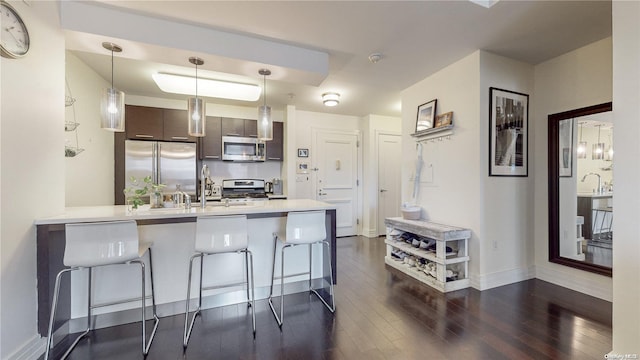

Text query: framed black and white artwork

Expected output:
[558,118,573,177]
[415,99,437,133]
[489,87,529,177]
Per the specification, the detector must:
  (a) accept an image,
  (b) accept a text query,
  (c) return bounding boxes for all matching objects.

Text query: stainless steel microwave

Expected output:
[222,136,265,161]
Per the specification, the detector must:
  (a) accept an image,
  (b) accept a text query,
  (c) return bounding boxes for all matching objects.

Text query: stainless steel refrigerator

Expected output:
[125,140,197,198]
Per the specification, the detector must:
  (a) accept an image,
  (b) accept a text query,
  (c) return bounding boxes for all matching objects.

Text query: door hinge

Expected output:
[357,140,360,147]
[356,179,360,186]
[357,218,360,225]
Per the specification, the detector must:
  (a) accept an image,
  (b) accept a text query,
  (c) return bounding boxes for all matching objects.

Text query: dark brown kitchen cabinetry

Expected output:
[221,117,258,138]
[125,105,196,142]
[221,118,246,137]
[266,121,284,161]
[125,105,163,140]
[163,109,198,142]
[199,116,222,160]
[244,119,258,138]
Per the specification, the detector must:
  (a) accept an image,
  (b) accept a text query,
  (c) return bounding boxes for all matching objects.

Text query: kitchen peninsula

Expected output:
[35,199,336,336]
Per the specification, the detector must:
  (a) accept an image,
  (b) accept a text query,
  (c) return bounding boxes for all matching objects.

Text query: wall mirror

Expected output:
[548,102,613,277]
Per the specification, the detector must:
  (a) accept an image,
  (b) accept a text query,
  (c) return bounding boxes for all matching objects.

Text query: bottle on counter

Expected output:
[173,184,184,208]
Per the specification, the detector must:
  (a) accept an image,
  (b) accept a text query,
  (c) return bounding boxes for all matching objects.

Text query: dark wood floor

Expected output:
[45,236,612,360]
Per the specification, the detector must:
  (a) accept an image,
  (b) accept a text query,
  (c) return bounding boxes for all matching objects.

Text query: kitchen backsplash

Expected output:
[204,160,283,187]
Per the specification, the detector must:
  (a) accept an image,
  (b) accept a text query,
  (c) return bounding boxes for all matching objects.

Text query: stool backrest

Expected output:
[64,220,140,267]
[195,215,248,253]
[286,210,326,244]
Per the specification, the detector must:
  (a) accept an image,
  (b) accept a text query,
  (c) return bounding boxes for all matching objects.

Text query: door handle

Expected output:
[318,189,328,196]
[312,167,319,171]
[380,189,387,193]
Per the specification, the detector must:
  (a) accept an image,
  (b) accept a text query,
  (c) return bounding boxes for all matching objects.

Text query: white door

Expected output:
[377,133,402,235]
[314,130,359,237]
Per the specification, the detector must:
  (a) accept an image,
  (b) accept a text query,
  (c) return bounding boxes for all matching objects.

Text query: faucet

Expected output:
[581,172,602,193]
[200,164,209,209]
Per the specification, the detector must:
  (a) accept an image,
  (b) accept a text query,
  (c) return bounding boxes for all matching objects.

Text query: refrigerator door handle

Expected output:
[155,142,161,185]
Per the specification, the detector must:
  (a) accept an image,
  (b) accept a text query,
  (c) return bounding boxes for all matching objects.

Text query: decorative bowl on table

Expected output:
[401,206,421,220]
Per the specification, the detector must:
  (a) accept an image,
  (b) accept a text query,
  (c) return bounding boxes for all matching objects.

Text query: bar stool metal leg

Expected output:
[242,249,256,336]
[183,253,203,347]
[309,241,336,313]
[136,256,159,355]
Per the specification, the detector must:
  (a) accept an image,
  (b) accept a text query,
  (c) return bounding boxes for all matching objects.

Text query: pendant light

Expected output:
[605,132,614,161]
[257,69,273,141]
[187,57,205,137]
[100,42,125,132]
[592,124,604,160]
[576,121,587,159]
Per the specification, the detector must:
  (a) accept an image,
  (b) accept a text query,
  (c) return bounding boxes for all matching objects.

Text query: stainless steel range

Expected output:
[221,179,268,202]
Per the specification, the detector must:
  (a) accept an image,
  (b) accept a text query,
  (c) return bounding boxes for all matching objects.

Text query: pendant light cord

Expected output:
[110,48,114,90]
[263,74,267,107]
[195,62,198,100]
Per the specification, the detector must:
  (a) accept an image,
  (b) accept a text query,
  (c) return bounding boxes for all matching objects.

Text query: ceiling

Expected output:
[64,1,612,118]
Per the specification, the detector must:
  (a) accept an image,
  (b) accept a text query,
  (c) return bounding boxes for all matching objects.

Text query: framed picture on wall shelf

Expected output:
[434,111,453,128]
[489,87,529,177]
[558,118,573,177]
[298,148,309,158]
[415,99,437,133]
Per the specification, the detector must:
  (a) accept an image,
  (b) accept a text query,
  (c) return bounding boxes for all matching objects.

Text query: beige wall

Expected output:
[0,2,65,358]
[65,52,115,206]
[532,37,613,301]
[611,0,640,354]
[400,50,535,290]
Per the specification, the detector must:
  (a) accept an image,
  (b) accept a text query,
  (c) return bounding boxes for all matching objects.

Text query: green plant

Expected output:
[123,176,165,209]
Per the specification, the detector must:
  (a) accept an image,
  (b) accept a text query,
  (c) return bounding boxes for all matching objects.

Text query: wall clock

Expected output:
[1,1,30,58]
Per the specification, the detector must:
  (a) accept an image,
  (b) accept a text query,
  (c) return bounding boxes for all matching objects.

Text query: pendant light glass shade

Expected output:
[257,69,273,140]
[592,125,604,160]
[577,141,587,158]
[187,57,205,137]
[258,105,272,140]
[100,88,125,131]
[576,122,587,159]
[100,42,125,132]
[188,97,205,136]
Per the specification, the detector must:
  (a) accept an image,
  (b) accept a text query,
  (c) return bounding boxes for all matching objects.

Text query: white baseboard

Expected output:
[5,334,45,360]
[534,264,612,301]
[360,228,380,238]
[469,266,535,291]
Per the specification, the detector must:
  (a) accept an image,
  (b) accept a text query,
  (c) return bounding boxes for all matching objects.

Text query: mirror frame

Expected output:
[548,102,613,277]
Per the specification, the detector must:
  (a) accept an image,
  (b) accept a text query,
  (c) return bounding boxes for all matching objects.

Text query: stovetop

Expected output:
[221,179,267,200]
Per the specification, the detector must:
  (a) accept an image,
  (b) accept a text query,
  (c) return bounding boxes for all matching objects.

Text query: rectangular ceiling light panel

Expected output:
[152,73,261,101]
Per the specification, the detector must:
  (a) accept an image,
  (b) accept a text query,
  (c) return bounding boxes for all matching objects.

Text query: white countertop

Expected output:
[577,192,613,198]
[34,199,334,225]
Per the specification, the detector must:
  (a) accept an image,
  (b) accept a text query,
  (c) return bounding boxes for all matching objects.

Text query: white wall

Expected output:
[479,51,535,287]
[401,52,485,286]
[401,50,535,290]
[65,52,114,206]
[532,37,613,300]
[611,0,640,354]
[0,2,65,359]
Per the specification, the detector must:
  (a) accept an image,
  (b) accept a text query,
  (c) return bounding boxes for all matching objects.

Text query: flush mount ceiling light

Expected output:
[322,92,340,107]
[152,73,261,102]
[187,57,205,137]
[469,0,500,8]
[100,42,125,132]
[257,69,273,141]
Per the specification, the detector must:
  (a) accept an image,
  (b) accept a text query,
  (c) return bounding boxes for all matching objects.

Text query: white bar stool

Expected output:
[44,220,159,360]
[183,215,256,347]
[268,210,335,327]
